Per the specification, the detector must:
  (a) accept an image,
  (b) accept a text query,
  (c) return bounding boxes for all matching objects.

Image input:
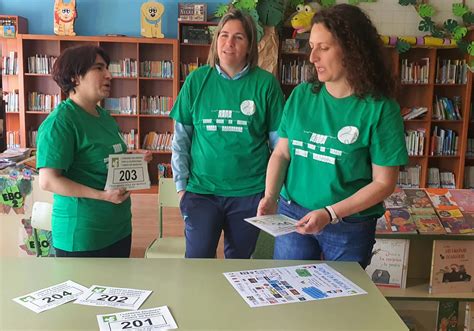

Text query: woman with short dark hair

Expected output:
[37,45,151,257]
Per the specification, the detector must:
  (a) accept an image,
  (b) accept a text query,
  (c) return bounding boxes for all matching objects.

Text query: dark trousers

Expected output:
[180,191,262,258]
[55,234,131,258]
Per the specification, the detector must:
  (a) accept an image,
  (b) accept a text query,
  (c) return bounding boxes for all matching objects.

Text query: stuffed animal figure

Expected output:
[141,1,165,38]
[290,2,320,37]
[381,35,457,47]
[54,0,77,36]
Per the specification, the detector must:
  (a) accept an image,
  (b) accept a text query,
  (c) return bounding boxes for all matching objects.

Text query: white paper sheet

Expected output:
[224,263,367,308]
[13,280,88,313]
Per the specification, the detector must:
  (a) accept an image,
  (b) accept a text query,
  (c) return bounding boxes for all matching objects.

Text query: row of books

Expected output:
[140,96,173,115]
[6,131,20,149]
[120,130,137,150]
[466,138,474,158]
[428,168,456,189]
[180,61,202,80]
[1,51,18,75]
[139,60,174,79]
[401,106,427,120]
[435,58,469,85]
[400,58,429,84]
[377,188,474,235]
[398,165,421,188]
[104,96,138,115]
[464,167,474,189]
[279,60,314,85]
[158,163,173,179]
[433,95,462,120]
[430,126,458,156]
[366,238,473,295]
[3,91,19,112]
[27,55,57,75]
[142,132,173,151]
[27,92,60,112]
[109,59,138,78]
[28,130,38,148]
[405,129,425,156]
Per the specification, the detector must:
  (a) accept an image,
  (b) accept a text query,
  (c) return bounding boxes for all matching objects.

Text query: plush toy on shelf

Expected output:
[290,2,320,37]
[53,0,77,36]
[140,1,165,38]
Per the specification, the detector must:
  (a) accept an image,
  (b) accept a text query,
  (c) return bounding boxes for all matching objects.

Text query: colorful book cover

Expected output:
[404,188,436,214]
[375,214,392,234]
[412,214,446,234]
[426,188,459,210]
[384,208,417,233]
[384,188,408,209]
[449,189,474,213]
[429,240,474,294]
[365,239,410,288]
[436,301,459,331]
[440,217,474,235]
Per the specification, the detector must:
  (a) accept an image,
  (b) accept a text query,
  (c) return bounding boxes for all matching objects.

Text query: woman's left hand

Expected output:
[295,208,331,235]
[130,149,153,163]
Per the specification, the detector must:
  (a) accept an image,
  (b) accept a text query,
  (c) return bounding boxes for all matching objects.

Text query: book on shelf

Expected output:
[464,167,474,189]
[365,238,410,288]
[436,301,459,331]
[398,166,421,188]
[465,302,473,331]
[429,240,474,294]
[402,106,428,120]
[178,3,207,22]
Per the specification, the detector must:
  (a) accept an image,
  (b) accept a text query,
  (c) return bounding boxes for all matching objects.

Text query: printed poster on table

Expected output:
[224,263,367,308]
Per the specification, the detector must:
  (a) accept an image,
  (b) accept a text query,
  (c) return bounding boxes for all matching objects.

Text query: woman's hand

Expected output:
[102,188,131,204]
[257,196,278,216]
[295,208,331,234]
[178,190,186,201]
[129,149,153,163]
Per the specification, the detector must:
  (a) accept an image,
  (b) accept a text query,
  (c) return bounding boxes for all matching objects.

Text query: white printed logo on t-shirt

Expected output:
[240,100,255,116]
[337,126,359,145]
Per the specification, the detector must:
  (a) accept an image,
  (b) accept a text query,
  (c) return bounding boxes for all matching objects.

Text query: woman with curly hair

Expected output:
[257,4,408,268]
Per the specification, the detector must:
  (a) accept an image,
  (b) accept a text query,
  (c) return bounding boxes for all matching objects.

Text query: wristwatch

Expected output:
[324,205,341,224]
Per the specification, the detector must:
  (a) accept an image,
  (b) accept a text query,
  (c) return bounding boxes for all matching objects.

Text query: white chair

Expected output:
[31,201,53,257]
[145,178,185,258]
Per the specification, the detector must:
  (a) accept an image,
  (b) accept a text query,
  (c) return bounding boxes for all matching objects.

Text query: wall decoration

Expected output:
[398,1,474,57]
[140,1,165,38]
[0,170,32,215]
[53,0,77,36]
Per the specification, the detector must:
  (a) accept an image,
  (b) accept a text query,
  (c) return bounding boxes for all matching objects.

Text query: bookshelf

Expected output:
[178,21,217,86]
[1,34,179,188]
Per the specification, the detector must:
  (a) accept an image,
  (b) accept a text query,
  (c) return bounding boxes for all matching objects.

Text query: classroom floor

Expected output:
[130,194,224,258]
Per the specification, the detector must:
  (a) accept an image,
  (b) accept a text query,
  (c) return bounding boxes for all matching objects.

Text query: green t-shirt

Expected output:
[279,83,408,216]
[36,98,131,252]
[170,65,284,196]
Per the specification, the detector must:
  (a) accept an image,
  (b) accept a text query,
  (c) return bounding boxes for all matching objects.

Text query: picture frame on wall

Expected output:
[178,3,207,22]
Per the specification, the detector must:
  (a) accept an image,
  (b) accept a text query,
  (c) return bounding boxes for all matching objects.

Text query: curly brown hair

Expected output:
[310,4,396,99]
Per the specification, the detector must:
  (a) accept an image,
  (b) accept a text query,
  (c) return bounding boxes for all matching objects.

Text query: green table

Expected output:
[0,258,407,330]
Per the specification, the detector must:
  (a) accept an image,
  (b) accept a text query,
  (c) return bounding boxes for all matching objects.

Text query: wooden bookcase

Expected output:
[1,34,179,188]
[178,21,217,86]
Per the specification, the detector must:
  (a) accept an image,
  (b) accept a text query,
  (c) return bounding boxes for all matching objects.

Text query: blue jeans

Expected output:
[180,191,262,259]
[274,197,377,269]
